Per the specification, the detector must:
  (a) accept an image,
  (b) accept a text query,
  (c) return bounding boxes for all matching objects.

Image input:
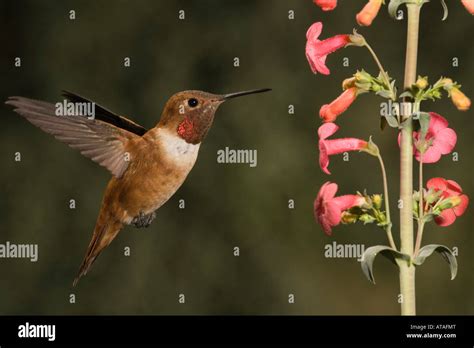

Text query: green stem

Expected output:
[377,153,397,250]
[398,3,422,316]
[414,222,425,257]
[414,153,424,257]
[364,42,396,100]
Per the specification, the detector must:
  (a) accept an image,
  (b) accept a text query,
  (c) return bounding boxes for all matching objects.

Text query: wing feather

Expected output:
[62,90,148,136]
[6,96,141,178]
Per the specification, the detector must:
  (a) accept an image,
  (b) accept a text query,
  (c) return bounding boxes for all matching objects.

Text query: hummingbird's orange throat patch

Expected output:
[177,117,196,143]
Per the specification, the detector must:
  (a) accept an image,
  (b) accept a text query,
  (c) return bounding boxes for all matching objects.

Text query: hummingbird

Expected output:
[5,88,271,286]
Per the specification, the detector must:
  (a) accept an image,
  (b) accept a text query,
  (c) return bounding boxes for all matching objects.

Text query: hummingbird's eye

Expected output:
[188,98,198,108]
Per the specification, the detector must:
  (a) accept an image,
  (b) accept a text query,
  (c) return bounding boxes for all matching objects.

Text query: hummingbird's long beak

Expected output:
[219,88,272,101]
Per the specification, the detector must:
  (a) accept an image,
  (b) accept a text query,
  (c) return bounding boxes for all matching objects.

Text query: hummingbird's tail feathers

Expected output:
[62,90,149,136]
[73,219,123,287]
[6,96,137,178]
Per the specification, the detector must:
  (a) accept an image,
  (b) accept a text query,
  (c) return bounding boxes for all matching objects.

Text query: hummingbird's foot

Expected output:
[131,211,156,228]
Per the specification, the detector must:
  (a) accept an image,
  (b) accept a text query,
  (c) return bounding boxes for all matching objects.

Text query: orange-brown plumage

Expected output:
[5,88,270,286]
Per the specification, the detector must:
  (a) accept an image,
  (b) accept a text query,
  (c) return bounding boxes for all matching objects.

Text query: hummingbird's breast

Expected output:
[114,127,201,222]
[155,128,201,167]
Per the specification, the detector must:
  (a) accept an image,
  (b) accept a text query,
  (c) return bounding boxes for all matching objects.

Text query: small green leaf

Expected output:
[441,0,448,21]
[383,115,399,128]
[418,112,431,140]
[399,91,413,99]
[376,90,393,99]
[413,244,458,280]
[391,80,397,98]
[388,0,406,20]
[422,213,434,223]
[359,214,376,224]
[355,82,372,92]
[361,246,411,284]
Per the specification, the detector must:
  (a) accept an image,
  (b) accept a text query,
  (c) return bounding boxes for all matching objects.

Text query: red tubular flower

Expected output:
[462,0,474,15]
[356,0,383,26]
[313,0,337,11]
[305,22,351,75]
[413,112,457,163]
[314,182,366,235]
[450,87,471,111]
[318,123,368,174]
[319,87,358,122]
[427,178,469,226]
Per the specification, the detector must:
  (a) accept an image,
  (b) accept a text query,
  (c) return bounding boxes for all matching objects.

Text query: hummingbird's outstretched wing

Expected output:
[61,90,148,136]
[6,96,143,178]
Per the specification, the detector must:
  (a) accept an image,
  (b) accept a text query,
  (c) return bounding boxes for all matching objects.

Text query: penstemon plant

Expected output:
[308,0,472,315]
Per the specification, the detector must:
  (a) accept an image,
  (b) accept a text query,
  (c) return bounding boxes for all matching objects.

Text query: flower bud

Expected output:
[450,87,471,111]
[359,214,376,224]
[341,211,359,224]
[440,78,454,88]
[356,0,383,27]
[313,0,337,11]
[413,199,419,217]
[342,77,357,90]
[319,87,358,122]
[415,76,429,90]
[348,30,366,47]
[372,194,382,209]
[354,70,373,84]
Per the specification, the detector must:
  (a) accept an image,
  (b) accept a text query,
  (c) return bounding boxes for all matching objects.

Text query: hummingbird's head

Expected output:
[158,88,271,144]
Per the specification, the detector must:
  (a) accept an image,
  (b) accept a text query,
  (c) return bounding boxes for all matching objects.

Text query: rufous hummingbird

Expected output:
[5,88,271,286]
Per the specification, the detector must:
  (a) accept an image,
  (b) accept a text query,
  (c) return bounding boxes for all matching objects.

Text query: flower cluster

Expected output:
[308,0,473,314]
[306,10,470,237]
[403,76,471,111]
[315,181,390,235]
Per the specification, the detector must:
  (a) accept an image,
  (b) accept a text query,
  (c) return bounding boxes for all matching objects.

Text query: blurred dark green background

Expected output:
[0,0,472,315]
